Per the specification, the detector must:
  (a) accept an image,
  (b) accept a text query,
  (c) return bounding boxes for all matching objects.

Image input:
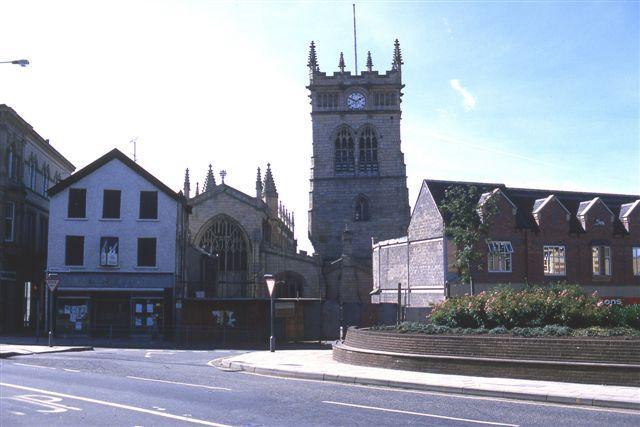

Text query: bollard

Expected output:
[48,330,53,347]
[339,326,344,341]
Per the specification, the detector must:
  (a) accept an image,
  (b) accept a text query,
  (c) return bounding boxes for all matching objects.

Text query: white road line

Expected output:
[126,376,231,391]
[242,371,640,415]
[323,401,519,426]
[0,382,230,427]
[13,363,56,370]
[63,368,81,373]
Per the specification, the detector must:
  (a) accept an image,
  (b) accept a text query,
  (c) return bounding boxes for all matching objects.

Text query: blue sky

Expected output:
[1,0,638,253]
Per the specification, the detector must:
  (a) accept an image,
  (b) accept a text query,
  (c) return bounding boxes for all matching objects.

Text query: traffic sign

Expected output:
[46,278,59,292]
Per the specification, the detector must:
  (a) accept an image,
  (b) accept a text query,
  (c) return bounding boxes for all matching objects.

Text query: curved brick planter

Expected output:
[332,328,640,386]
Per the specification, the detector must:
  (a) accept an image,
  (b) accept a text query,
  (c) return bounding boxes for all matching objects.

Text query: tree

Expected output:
[439,185,497,295]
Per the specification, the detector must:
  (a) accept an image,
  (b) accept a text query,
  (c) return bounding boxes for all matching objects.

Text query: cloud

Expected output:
[442,17,453,38]
[450,79,477,111]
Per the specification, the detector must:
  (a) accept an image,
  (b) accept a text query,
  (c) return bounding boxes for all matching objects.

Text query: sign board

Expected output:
[275,301,295,318]
[46,279,59,292]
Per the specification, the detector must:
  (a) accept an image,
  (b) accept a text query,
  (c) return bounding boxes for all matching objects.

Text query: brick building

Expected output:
[372,179,640,312]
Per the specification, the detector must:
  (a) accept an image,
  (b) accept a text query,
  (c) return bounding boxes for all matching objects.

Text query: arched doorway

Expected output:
[274,271,305,299]
[196,215,251,297]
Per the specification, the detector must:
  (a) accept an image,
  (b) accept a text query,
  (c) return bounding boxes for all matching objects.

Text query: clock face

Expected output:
[347,92,366,110]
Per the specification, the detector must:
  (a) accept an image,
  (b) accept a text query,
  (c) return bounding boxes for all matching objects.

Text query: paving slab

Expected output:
[218,349,640,411]
[0,343,93,358]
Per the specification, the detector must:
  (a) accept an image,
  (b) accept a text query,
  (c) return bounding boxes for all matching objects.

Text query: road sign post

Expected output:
[45,274,59,347]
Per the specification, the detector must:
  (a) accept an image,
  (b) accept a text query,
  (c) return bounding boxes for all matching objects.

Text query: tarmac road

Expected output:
[1,348,639,426]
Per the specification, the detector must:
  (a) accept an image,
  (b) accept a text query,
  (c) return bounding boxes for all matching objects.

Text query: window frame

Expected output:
[592,245,612,277]
[4,202,15,242]
[65,235,85,266]
[633,247,640,277]
[139,191,158,220]
[137,237,157,267]
[334,127,355,174]
[67,188,87,219]
[99,236,120,267]
[487,240,513,273]
[102,189,122,219]
[543,245,566,276]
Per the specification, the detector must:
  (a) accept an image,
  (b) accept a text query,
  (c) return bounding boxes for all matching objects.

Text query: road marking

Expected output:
[9,411,25,416]
[153,406,166,411]
[323,401,519,426]
[144,350,175,358]
[63,368,81,373]
[1,383,231,427]
[242,371,640,415]
[10,394,82,413]
[13,363,56,370]
[126,376,231,391]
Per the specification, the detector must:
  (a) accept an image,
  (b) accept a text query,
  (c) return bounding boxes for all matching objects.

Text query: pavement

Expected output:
[0,343,93,358]
[219,348,640,411]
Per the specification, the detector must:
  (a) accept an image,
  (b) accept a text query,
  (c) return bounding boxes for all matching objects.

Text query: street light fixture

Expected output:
[264,274,277,352]
[0,59,30,67]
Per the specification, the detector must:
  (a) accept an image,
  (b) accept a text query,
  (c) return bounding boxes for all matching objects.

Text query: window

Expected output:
[137,238,157,267]
[67,189,87,218]
[592,246,611,276]
[139,191,158,219]
[6,146,14,179]
[358,125,378,173]
[354,195,370,221]
[102,190,121,219]
[543,245,566,276]
[487,241,513,272]
[42,165,50,196]
[334,128,355,173]
[65,236,84,266]
[633,247,640,276]
[29,158,36,190]
[100,237,119,266]
[4,202,15,242]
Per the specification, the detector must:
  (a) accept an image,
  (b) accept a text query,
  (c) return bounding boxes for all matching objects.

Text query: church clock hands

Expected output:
[346,92,366,110]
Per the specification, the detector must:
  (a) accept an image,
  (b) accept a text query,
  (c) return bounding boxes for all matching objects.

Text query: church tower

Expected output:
[307,40,411,261]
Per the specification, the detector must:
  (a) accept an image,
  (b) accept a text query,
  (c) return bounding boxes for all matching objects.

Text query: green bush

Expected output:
[429,284,636,330]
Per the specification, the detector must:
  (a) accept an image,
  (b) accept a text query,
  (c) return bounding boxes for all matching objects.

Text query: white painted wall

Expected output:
[47,158,179,273]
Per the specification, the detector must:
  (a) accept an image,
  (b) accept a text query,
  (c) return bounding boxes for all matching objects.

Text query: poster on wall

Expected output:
[136,304,143,313]
[100,237,119,266]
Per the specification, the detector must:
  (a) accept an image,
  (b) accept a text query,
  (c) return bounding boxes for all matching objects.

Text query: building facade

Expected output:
[47,149,189,338]
[306,41,411,331]
[180,164,322,344]
[372,179,640,311]
[0,105,74,334]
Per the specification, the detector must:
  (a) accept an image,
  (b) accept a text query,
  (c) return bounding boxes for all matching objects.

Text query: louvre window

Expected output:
[65,235,84,266]
[137,238,157,267]
[68,189,87,218]
[487,241,513,272]
[139,191,158,219]
[543,245,566,276]
[102,190,121,219]
[592,246,611,276]
[358,126,379,173]
[334,128,355,173]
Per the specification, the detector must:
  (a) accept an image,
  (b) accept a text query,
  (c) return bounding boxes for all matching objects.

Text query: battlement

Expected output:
[308,69,402,88]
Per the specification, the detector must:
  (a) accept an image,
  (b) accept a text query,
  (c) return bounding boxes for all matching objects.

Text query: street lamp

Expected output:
[264,274,277,352]
[0,59,29,67]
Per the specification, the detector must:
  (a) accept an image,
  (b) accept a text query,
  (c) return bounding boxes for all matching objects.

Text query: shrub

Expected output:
[429,284,634,330]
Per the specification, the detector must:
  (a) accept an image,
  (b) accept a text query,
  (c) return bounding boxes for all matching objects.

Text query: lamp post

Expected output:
[264,274,277,352]
[0,59,29,67]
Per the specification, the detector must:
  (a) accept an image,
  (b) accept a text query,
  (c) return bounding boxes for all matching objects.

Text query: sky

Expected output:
[1,0,638,253]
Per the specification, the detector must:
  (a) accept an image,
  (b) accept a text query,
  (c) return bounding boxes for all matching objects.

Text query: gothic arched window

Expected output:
[197,215,250,288]
[354,195,370,221]
[334,127,355,173]
[358,125,378,173]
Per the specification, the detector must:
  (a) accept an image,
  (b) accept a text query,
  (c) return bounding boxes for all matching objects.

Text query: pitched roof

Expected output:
[620,200,640,219]
[422,179,638,235]
[532,195,571,216]
[48,148,183,202]
[576,197,615,218]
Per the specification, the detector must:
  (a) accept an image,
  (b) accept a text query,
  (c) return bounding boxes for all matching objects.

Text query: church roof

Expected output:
[422,179,638,235]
